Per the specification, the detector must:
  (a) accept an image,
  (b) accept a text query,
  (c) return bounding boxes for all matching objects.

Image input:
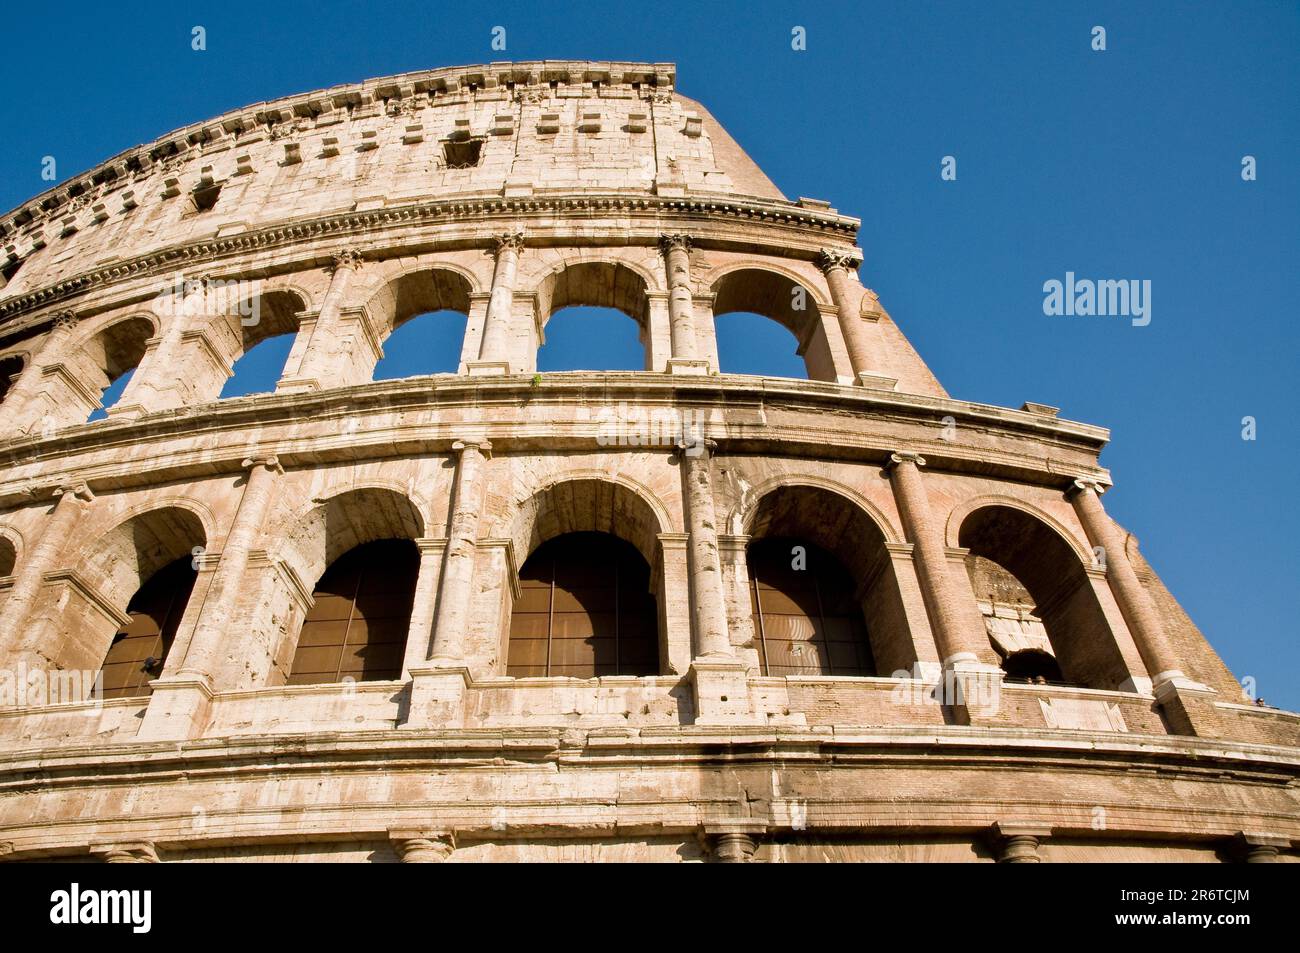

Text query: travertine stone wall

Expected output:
[0,62,1295,863]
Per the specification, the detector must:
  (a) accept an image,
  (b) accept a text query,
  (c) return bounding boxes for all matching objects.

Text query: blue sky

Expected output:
[4,1,1297,708]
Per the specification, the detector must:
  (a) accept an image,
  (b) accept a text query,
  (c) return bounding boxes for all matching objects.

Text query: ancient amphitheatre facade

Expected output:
[0,60,1295,863]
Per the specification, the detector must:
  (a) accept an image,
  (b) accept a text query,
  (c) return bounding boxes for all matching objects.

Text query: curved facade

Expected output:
[0,61,1296,864]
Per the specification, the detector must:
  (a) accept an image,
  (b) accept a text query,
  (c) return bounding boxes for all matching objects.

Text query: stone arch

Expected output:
[708,265,838,381]
[0,525,22,576]
[200,288,310,399]
[510,475,668,570]
[273,485,427,599]
[41,504,210,682]
[944,494,1091,565]
[364,265,476,336]
[532,259,655,372]
[955,502,1135,690]
[56,314,158,423]
[702,259,833,312]
[731,474,902,544]
[505,476,671,678]
[737,481,919,675]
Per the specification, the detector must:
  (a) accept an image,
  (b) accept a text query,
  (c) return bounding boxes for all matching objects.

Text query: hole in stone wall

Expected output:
[442,139,483,169]
[0,256,22,289]
[221,334,295,398]
[189,182,222,213]
[0,355,23,404]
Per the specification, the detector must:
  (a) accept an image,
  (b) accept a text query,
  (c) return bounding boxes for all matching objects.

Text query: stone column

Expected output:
[885,453,984,665]
[140,456,282,740]
[428,440,489,664]
[817,249,893,389]
[389,829,455,863]
[91,842,160,863]
[1068,479,1185,687]
[1236,831,1287,863]
[176,456,284,681]
[703,823,765,863]
[401,538,447,676]
[0,310,78,435]
[278,247,363,392]
[678,440,730,658]
[0,481,93,658]
[470,232,523,374]
[659,234,708,374]
[992,822,1051,863]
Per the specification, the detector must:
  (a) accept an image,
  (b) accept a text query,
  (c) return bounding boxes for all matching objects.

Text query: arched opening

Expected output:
[276,487,425,686]
[97,556,197,699]
[373,310,468,379]
[0,355,23,405]
[286,538,419,685]
[218,291,304,398]
[714,312,806,378]
[537,262,650,372]
[711,269,833,381]
[747,537,875,676]
[958,505,1132,690]
[83,317,153,422]
[64,506,207,690]
[745,485,911,676]
[0,535,16,576]
[368,270,472,380]
[508,532,658,677]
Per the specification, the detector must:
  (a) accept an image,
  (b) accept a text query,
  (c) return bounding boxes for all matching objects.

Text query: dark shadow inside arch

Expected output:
[287,538,419,685]
[98,556,197,699]
[507,531,658,678]
[86,318,153,422]
[959,505,1133,690]
[0,355,23,406]
[747,485,913,676]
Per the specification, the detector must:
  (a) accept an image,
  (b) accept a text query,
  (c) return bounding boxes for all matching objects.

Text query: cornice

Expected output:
[0,193,859,332]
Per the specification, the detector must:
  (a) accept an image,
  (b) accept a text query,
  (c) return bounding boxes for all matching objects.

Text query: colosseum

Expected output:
[0,60,1296,864]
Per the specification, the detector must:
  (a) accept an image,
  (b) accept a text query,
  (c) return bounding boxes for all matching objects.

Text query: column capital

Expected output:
[90,841,160,863]
[1068,477,1111,497]
[240,454,284,475]
[658,233,693,254]
[329,246,365,273]
[451,438,492,455]
[887,450,926,470]
[53,481,94,503]
[50,309,79,333]
[491,230,525,253]
[389,828,456,863]
[815,247,862,274]
[674,437,716,460]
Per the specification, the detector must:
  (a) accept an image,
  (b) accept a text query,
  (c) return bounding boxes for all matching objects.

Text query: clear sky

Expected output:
[3,1,1297,709]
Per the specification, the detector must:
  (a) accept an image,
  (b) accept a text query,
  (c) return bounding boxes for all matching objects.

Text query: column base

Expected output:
[275,376,322,394]
[1153,676,1221,737]
[137,674,214,741]
[401,665,471,729]
[666,358,712,376]
[939,658,1005,726]
[689,656,761,726]
[465,361,511,376]
[856,372,898,391]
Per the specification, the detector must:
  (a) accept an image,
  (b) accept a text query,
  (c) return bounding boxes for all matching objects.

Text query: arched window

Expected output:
[83,317,152,422]
[536,262,650,372]
[714,311,806,378]
[373,309,468,379]
[959,505,1132,690]
[0,536,16,576]
[97,556,197,699]
[711,269,832,381]
[220,335,295,398]
[746,537,876,676]
[507,532,658,678]
[218,291,305,399]
[538,306,645,371]
[287,539,418,685]
[0,355,23,405]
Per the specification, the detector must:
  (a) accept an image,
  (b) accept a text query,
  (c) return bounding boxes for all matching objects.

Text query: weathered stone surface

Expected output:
[0,61,1295,863]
